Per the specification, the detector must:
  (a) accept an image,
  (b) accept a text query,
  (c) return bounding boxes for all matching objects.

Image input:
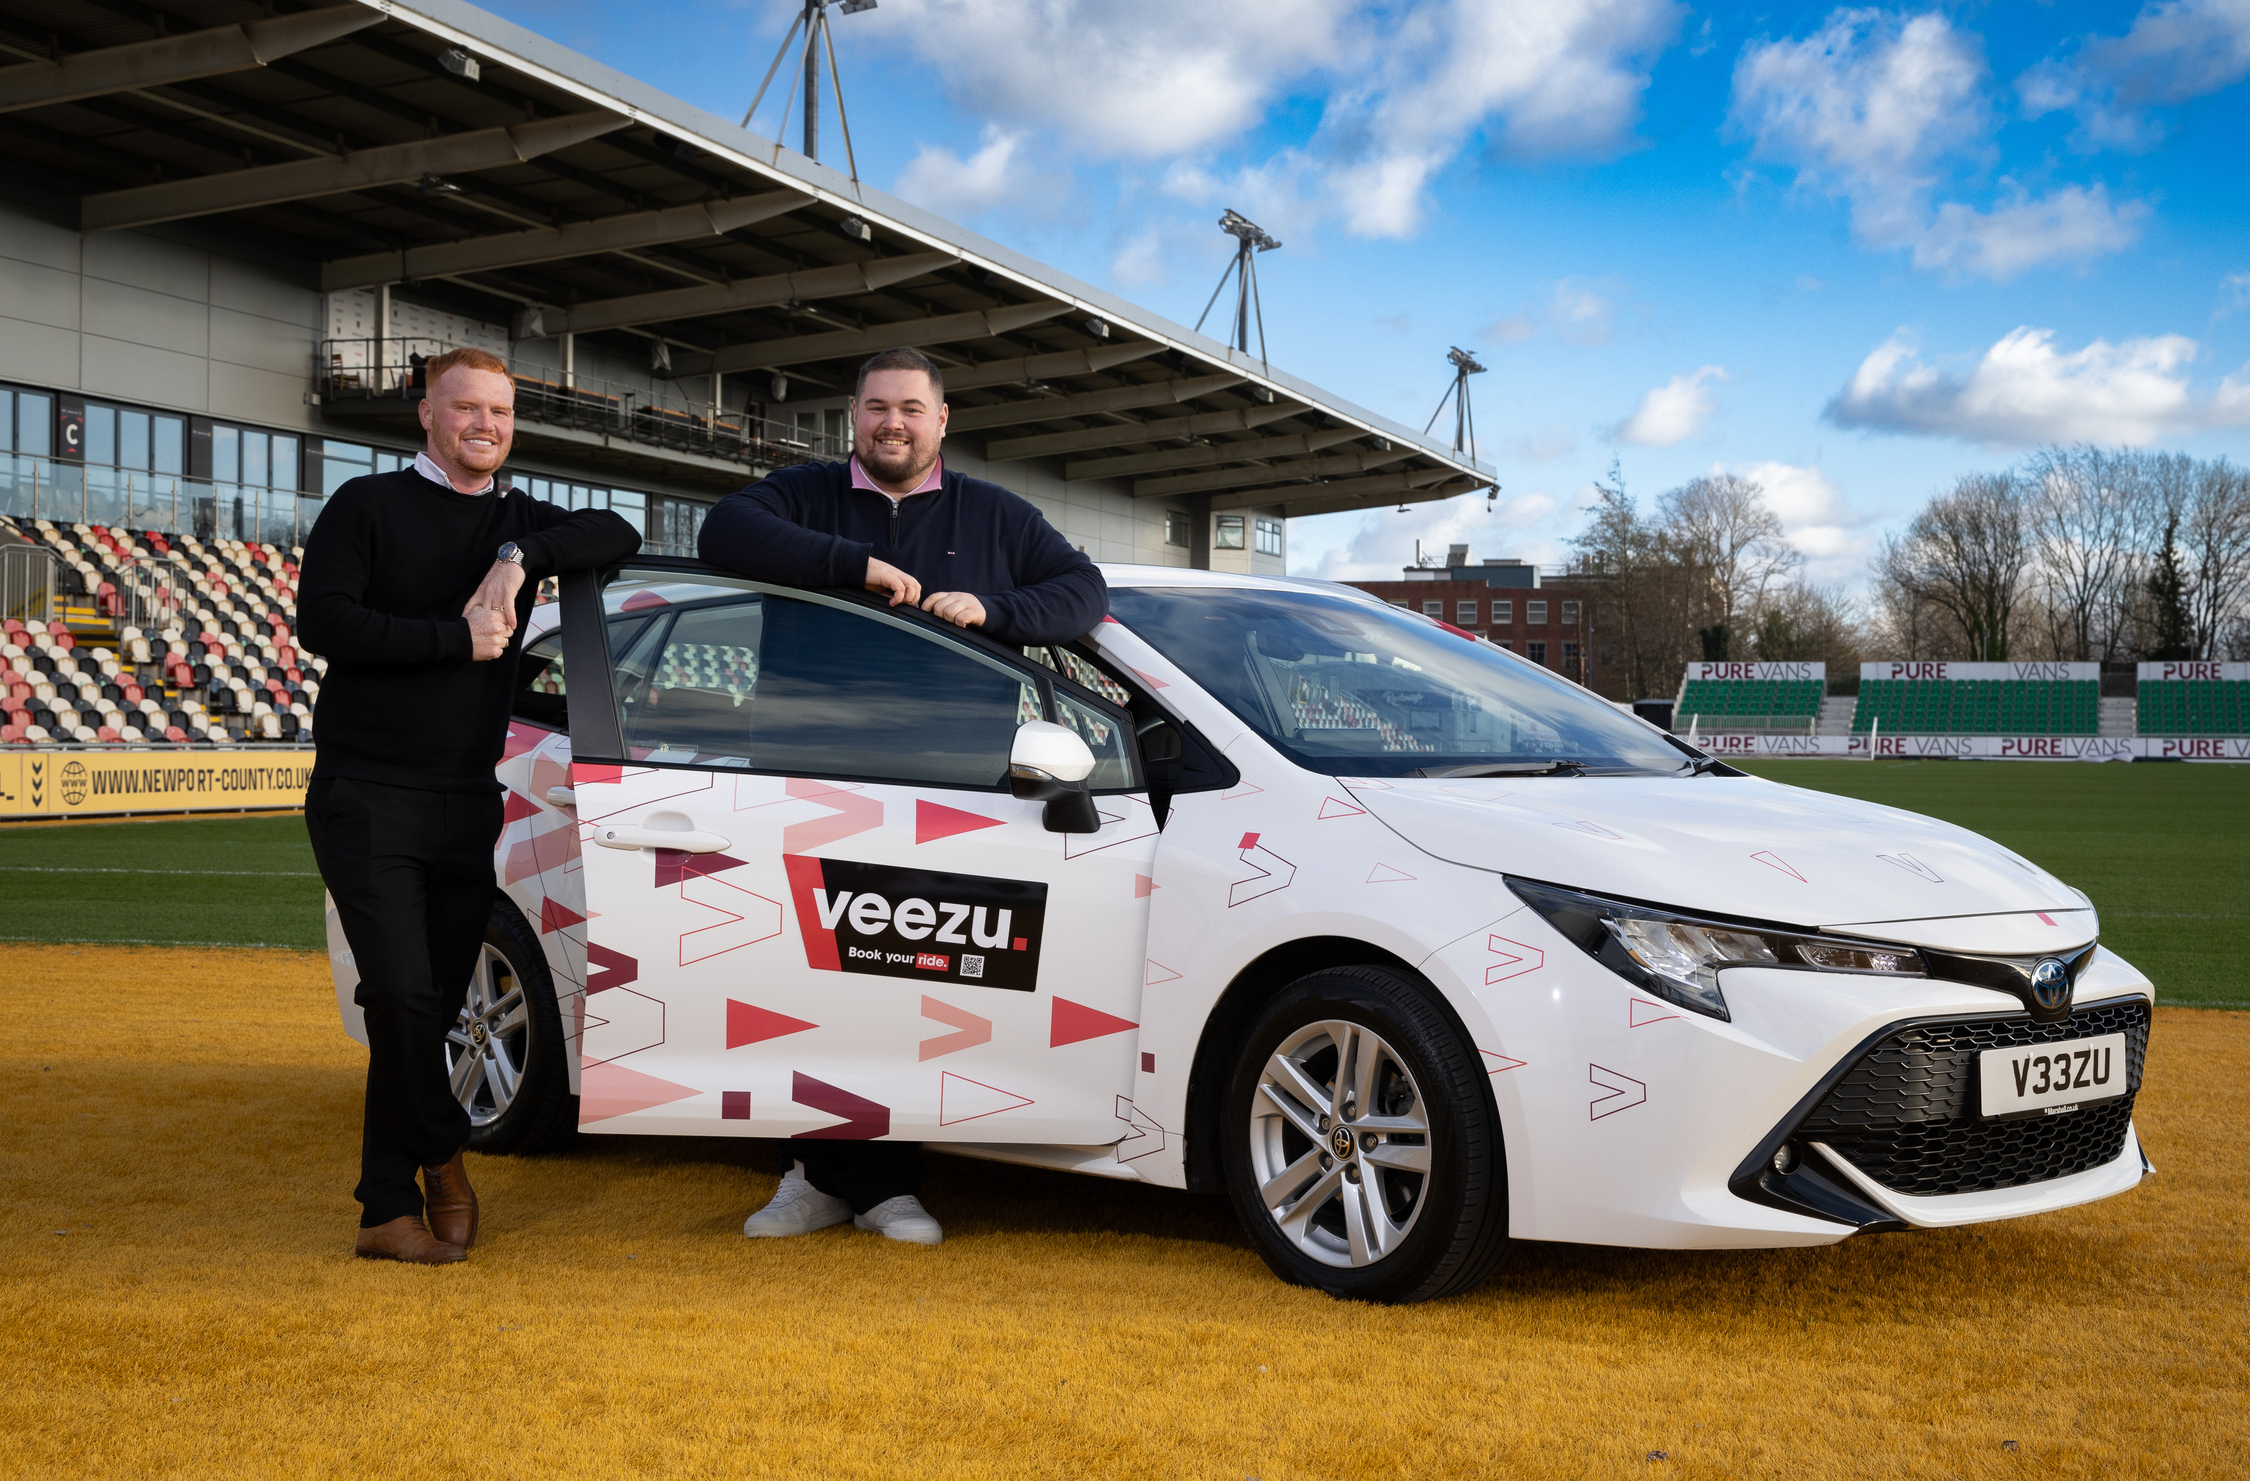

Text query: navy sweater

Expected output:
[697,461,1106,646]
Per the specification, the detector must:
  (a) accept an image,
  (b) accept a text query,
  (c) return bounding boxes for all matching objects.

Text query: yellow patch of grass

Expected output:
[2,944,2244,1478]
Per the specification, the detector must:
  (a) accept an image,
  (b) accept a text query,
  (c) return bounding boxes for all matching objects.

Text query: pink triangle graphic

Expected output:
[1052,997,1138,1047]
[1318,795,1367,820]
[579,1060,700,1124]
[938,1071,1036,1126]
[916,797,1008,844]
[727,999,818,1048]
[1365,862,1417,883]
[1128,666,1169,689]
[1220,778,1264,800]
[1629,998,1681,1028]
[1751,850,1807,882]
[1144,959,1183,986]
[1481,1050,1528,1074]
[1134,874,1159,897]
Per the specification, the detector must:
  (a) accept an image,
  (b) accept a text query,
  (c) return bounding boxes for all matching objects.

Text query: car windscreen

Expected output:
[1106,585,1688,777]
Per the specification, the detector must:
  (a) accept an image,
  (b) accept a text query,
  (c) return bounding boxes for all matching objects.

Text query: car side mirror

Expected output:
[1010,719,1101,834]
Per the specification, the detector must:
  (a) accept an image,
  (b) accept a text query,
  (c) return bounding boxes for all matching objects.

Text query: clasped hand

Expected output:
[462,560,527,661]
[866,557,987,630]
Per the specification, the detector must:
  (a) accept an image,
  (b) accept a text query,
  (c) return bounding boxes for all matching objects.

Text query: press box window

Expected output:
[1527,600,1549,626]
[1164,510,1191,548]
[1493,600,1513,624]
[1456,600,1479,625]
[1254,517,1283,556]
[1215,514,1246,550]
[1422,601,1443,617]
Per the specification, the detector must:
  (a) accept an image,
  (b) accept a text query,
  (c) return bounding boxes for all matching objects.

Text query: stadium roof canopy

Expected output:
[0,0,1494,512]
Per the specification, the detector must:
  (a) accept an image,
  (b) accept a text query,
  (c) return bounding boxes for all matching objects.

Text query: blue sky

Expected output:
[484,0,2250,588]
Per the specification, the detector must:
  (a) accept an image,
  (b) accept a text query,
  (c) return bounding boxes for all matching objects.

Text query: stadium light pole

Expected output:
[744,0,875,181]
[1194,210,1281,365]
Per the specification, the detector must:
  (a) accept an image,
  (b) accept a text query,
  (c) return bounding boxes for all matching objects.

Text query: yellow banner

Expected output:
[0,749,316,819]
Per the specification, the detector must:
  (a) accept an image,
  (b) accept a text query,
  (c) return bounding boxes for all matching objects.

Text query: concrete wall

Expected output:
[0,198,320,435]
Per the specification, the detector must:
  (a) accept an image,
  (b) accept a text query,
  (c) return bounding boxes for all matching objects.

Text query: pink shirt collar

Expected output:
[848,454,943,498]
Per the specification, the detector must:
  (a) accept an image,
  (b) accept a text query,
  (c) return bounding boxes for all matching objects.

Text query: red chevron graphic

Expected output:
[1589,1063,1647,1120]
[1228,835,1297,907]
[585,941,638,994]
[502,789,540,824]
[782,777,883,853]
[790,1072,890,1140]
[919,996,993,1061]
[1114,1096,1168,1161]
[677,870,782,966]
[1484,935,1545,984]
[1629,998,1681,1028]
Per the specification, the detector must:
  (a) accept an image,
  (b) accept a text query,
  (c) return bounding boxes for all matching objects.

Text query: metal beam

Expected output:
[80,109,630,232]
[519,250,959,337]
[1132,446,1413,499]
[941,343,1164,392]
[673,303,1072,377]
[984,403,1299,463]
[945,373,1245,434]
[0,5,381,114]
[1064,428,1362,482]
[1209,467,1464,513]
[321,189,812,291]
[1265,478,1483,520]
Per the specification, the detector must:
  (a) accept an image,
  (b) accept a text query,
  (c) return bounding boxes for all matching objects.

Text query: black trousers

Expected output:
[796,1141,922,1215]
[306,776,504,1228]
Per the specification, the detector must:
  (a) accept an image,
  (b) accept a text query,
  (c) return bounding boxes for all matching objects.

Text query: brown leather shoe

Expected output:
[422,1147,479,1251]
[355,1215,465,1264]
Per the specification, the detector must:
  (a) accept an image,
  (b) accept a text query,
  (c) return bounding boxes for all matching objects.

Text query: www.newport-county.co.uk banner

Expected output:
[0,749,316,819]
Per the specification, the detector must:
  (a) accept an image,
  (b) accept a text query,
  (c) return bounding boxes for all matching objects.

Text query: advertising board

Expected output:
[1858,661,2101,682]
[1686,662,1824,682]
[0,749,315,819]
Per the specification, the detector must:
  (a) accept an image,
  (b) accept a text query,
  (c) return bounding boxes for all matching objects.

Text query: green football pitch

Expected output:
[0,760,2241,1006]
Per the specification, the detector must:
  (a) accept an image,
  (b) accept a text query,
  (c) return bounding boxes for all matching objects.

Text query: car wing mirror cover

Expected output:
[1010,719,1102,833]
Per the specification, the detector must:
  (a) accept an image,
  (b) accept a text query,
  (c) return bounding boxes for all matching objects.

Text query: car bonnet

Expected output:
[1337,772,2097,950]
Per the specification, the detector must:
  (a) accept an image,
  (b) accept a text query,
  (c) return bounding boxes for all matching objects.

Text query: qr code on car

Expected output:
[961,955,985,979]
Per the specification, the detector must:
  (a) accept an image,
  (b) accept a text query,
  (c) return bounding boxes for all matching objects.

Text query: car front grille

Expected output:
[1796,997,2150,1198]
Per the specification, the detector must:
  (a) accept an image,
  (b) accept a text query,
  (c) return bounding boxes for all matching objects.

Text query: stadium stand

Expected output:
[1851,664,2098,735]
[2,515,321,747]
[1672,663,1825,734]
[2136,664,2249,735]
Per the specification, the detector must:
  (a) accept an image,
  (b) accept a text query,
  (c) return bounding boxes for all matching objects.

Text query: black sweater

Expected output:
[297,467,641,791]
[697,461,1106,645]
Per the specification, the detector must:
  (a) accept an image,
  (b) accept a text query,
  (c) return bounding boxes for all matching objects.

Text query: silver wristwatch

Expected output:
[496,541,526,566]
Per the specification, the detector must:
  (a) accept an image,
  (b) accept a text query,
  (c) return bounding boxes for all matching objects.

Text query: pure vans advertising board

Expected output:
[1859,662,2102,681]
[1687,662,1824,682]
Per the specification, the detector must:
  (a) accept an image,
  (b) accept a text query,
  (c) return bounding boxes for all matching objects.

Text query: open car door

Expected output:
[559,560,1160,1146]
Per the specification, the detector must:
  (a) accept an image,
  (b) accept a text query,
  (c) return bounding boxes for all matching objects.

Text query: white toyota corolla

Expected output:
[328,559,2153,1303]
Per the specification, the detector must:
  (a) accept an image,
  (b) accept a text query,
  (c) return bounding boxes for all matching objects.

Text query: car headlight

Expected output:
[1505,878,1926,1021]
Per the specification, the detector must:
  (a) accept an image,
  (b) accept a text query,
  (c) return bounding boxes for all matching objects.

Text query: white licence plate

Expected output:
[1978,1033,2129,1121]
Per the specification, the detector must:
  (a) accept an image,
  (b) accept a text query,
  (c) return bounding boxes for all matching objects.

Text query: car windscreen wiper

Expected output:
[1411,760,1586,778]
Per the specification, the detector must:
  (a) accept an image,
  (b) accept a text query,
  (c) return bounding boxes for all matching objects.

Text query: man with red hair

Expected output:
[298,346,640,1264]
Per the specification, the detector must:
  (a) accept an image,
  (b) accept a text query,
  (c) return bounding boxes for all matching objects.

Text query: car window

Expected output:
[1051,689,1134,789]
[616,590,1038,789]
[1106,585,1686,777]
[511,615,651,732]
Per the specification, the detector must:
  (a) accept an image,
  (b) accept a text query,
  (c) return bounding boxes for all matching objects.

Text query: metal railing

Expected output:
[316,338,836,472]
[2,542,57,627]
[1,451,325,549]
[1676,712,1819,736]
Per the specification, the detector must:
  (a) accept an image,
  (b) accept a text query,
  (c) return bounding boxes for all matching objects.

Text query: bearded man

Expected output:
[298,346,641,1264]
[697,345,1106,1246]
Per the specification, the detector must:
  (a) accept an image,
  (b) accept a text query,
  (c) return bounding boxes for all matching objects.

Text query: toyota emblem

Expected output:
[2028,957,2070,1012]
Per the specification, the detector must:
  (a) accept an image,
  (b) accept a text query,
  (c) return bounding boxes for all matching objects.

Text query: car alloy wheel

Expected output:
[1250,1018,1432,1268]
[1222,965,1510,1303]
[447,943,529,1130]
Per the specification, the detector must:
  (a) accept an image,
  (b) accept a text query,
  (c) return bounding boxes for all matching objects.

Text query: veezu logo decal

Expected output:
[782,855,1046,992]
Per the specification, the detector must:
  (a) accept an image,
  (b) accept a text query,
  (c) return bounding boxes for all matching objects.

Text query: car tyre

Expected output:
[450,900,576,1156]
[1221,965,1509,1303]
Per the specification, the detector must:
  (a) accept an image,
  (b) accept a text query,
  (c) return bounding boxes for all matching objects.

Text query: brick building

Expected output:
[1344,548,1612,693]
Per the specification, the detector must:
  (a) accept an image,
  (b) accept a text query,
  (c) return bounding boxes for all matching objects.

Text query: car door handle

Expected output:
[546,786,576,807]
[593,826,732,853]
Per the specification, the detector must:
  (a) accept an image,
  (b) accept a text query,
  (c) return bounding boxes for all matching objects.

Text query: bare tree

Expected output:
[2180,458,2250,660]
[1747,580,1865,670]
[2023,445,2144,661]
[1877,473,2031,661]
[1658,473,1802,640]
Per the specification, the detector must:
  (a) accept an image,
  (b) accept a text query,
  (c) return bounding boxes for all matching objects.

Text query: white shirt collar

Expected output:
[414,450,496,496]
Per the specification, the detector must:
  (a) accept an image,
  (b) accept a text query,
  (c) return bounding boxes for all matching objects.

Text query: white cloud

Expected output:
[1912,182,2149,279]
[1825,326,2250,445]
[2222,270,2250,318]
[1616,366,1727,446]
[894,126,1032,218]
[2020,0,2250,148]
[1504,421,1579,465]
[1730,9,2146,280]
[858,0,1349,158]
[1321,0,1682,236]
[1549,277,1617,346]
[1722,460,1871,576]
[1484,313,1538,344]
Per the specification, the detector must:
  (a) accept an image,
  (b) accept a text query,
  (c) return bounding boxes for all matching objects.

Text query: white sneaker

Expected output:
[742,1162,851,1238]
[854,1194,944,1245]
